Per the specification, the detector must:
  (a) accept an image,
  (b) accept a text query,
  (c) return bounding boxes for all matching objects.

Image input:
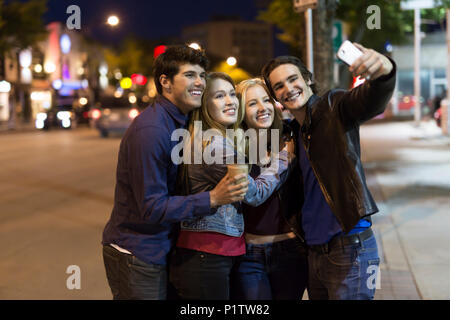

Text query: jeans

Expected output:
[169,247,239,300]
[232,237,308,300]
[307,230,380,300]
[102,245,167,300]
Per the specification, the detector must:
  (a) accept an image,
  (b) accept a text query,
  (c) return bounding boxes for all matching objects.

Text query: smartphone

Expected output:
[337,40,363,66]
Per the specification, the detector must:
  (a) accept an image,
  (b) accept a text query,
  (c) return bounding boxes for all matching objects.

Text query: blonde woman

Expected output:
[169,72,291,300]
[231,78,308,300]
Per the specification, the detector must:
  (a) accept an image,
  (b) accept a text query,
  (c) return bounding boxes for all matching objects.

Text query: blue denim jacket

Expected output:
[181,134,289,237]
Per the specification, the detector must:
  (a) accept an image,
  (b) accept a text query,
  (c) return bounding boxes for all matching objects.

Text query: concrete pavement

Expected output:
[361,120,450,300]
[1,120,449,300]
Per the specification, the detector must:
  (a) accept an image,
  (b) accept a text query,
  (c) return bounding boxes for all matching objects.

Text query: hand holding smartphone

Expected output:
[337,41,393,81]
[336,40,363,66]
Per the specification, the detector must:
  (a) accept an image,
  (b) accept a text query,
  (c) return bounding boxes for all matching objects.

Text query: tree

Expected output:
[0,0,48,57]
[258,0,450,91]
[259,0,337,93]
[0,0,48,122]
[103,37,156,78]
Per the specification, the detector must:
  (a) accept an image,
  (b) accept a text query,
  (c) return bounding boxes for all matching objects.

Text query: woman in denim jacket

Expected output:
[169,72,291,300]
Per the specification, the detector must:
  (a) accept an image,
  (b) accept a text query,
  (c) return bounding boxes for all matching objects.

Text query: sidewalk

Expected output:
[0,120,36,134]
[361,120,450,300]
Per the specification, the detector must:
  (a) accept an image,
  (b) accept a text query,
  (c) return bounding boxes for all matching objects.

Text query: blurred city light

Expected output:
[128,94,137,104]
[128,108,139,119]
[114,70,123,80]
[57,111,72,121]
[79,97,88,105]
[226,57,237,66]
[91,109,101,120]
[99,63,108,75]
[52,79,62,90]
[60,34,71,54]
[107,15,120,27]
[34,64,43,73]
[19,49,32,68]
[189,43,201,50]
[352,76,366,88]
[120,77,132,89]
[154,45,167,58]
[131,74,147,86]
[0,81,11,93]
[21,68,32,84]
[44,62,56,73]
[114,88,124,98]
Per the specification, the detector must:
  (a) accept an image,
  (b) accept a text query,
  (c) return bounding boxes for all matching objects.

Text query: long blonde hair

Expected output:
[236,78,284,157]
[236,78,283,132]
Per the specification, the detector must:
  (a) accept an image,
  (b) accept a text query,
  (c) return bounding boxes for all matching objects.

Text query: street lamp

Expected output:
[227,57,237,67]
[107,15,120,27]
[189,43,201,50]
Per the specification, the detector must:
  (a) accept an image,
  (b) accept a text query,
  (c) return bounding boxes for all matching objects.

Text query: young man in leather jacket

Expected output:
[262,43,396,300]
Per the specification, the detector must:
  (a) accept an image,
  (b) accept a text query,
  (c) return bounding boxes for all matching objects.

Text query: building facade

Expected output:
[392,31,447,115]
[182,18,273,76]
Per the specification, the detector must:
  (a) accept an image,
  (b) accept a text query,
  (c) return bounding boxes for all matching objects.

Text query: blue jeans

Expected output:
[102,245,167,300]
[232,237,308,300]
[307,230,380,300]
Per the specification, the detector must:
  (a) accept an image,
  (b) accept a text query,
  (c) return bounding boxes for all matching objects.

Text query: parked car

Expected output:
[89,96,144,137]
[35,104,75,130]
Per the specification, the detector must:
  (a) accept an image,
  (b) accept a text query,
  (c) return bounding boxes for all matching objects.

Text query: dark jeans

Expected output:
[169,247,239,300]
[102,245,167,300]
[308,230,380,300]
[232,237,308,300]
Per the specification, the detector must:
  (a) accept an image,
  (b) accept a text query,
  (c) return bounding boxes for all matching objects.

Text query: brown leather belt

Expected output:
[308,228,374,254]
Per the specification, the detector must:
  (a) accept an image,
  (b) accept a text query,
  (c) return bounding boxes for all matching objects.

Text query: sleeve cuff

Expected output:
[194,191,216,216]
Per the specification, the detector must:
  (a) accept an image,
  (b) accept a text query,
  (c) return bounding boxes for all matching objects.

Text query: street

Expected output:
[0,120,449,299]
[0,127,117,299]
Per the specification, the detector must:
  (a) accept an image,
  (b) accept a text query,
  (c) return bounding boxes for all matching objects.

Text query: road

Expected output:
[0,127,117,299]
[1,120,449,300]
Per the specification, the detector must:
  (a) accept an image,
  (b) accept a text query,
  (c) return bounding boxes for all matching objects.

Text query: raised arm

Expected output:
[335,43,396,126]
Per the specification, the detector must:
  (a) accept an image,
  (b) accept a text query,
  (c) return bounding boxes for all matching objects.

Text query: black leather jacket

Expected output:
[288,63,396,234]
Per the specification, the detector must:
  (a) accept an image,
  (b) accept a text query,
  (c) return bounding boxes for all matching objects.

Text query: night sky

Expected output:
[43,0,289,56]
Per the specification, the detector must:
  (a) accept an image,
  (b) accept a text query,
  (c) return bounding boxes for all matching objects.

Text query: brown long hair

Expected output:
[188,72,245,151]
[178,72,246,194]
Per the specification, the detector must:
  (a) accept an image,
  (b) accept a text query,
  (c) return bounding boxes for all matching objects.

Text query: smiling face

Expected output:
[163,63,206,114]
[268,63,313,111]
[206,78,239,127]
[244,84,275,129]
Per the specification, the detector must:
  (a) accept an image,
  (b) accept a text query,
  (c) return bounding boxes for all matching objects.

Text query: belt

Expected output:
[308,228,374,254]
[245,232,297,245]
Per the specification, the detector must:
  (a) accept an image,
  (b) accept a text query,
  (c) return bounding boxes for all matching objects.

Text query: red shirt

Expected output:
[176,230,245,256]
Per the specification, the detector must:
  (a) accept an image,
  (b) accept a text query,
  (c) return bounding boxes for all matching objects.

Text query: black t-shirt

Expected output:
[242,165,292,235]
